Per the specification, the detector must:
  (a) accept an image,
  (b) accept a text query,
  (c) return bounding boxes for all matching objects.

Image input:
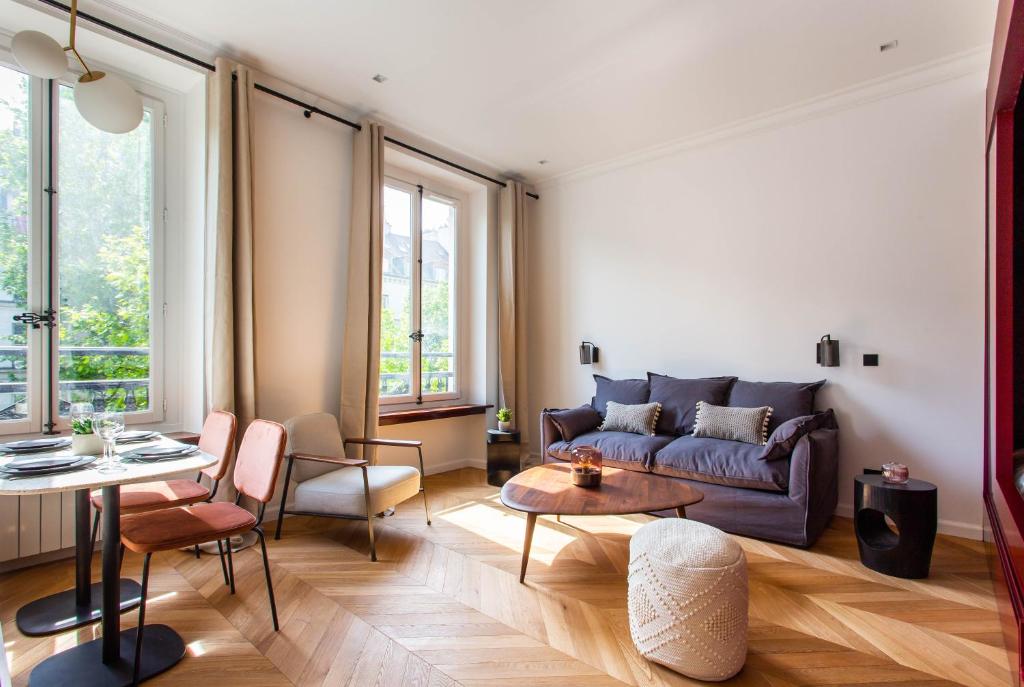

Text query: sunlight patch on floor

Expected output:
[439,502,577,564]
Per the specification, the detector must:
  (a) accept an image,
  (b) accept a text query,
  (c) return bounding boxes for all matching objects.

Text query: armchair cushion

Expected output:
[294,465,420,517]
[284,412,347,482]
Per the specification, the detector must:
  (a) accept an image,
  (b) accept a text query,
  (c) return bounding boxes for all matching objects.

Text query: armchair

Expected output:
[274,412,431,560]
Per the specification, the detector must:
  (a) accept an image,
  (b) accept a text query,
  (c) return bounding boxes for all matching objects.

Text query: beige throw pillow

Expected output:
[692,401,773,445]
[600,401,662,436]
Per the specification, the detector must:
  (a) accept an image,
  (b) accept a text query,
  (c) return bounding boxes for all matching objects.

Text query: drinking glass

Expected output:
[94,411,126,473]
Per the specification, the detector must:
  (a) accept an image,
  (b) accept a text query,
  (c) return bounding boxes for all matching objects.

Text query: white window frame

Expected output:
[380,172,464,407]
[0,52,170,435]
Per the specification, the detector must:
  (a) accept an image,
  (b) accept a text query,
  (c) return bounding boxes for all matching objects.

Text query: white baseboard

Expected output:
[834,502,982,541]
[425,457,486,476]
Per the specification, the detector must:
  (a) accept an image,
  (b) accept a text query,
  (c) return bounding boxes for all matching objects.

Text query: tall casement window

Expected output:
[0,61,164,435]
[380,177,458,404]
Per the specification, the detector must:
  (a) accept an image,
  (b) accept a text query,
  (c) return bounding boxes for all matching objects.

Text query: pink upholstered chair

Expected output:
[88,410,237,562]
[120,419,287,684]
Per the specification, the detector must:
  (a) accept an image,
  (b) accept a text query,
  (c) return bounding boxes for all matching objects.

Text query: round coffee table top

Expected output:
[500,462,704,516]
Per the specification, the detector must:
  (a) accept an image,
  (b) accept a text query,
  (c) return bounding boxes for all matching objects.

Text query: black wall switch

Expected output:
[863,354,879,366]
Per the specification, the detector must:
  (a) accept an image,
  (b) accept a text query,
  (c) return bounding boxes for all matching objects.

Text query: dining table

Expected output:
[0,435,217,687]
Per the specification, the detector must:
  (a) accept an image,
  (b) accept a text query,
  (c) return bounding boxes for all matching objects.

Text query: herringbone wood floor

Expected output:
[0,468,1013,686]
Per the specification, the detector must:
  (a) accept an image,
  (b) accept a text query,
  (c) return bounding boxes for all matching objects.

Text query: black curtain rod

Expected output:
[34,0,539,200]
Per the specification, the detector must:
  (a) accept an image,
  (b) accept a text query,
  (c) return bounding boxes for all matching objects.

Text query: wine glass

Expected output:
[93,411,126,473]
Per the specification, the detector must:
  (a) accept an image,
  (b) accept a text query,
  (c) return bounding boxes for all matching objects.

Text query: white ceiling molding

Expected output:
[537,45,990,189]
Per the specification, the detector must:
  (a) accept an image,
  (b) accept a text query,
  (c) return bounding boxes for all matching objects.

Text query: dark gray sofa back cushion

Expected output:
[647,373,736,435]
[592,374,649,417]
[728,379,825,433]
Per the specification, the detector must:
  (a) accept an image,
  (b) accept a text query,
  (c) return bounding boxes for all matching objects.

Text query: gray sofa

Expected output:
[539,374,839,547]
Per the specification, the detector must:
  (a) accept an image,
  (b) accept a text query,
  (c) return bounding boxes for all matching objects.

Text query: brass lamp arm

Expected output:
[63,0,94,78]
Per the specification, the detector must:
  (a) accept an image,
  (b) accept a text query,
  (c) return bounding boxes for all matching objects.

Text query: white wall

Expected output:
[252,90,352,422]
[529,64,986,537]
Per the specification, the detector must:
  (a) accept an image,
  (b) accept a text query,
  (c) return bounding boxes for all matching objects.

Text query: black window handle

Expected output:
[13,309,55,329]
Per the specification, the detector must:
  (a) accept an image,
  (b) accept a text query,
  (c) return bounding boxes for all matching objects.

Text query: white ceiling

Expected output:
[76,1,997,180]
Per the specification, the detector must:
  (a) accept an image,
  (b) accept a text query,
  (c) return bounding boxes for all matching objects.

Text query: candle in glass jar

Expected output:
[882,462,909,484]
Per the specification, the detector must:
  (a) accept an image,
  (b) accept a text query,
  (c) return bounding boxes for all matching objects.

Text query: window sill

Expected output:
[379,403,493,426]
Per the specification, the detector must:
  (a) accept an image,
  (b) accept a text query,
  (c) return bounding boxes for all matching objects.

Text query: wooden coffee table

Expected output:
[500,462,704,582]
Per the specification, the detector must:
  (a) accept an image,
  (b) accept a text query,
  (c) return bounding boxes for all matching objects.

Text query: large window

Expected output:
[380,178,458,404]
[0,61,163,434]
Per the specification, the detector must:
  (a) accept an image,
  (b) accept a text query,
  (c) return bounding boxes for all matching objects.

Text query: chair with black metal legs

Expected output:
[119,419,287,685]
[274,412,431,561]
[88,411,237,568]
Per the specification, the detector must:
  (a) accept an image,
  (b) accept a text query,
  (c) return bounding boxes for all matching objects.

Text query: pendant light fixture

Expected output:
[11,0,143,134]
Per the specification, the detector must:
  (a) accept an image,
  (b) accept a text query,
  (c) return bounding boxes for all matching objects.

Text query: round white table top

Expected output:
[0,436,217,496]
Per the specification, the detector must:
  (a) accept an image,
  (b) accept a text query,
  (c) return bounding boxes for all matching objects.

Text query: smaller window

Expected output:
[380,178,459,404]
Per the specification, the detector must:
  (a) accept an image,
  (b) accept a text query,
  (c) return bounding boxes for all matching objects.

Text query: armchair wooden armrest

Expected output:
[343,437,423,448]
[289,452,369,468]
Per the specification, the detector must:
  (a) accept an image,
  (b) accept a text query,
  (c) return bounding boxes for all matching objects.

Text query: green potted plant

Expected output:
[496,407,513,432]
[70,411,103,456]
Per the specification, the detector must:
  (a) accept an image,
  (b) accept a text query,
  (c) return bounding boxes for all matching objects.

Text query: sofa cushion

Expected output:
[548,405,603,441]
[693,402,772,445]
[652,436,789,492]
[546,431,674,472]
[647,373,736,435]
[593,375,650,417]
[728,380,825,434]
[600,401,661,435]
[760,409,837,461]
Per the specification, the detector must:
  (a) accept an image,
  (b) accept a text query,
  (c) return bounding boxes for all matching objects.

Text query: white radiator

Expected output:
[0,492,102,564]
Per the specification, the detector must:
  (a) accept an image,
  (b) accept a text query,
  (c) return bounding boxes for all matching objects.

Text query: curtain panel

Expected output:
[341,120,385,462]
[206,56,257,455]
[499,181,529,447]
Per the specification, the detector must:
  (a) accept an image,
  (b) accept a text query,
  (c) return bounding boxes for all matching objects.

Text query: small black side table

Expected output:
[487,429,521,487]
[854,474,937,579]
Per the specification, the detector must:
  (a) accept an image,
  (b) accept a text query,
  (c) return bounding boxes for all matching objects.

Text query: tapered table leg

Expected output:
[676,505,687,518]
[519,513,538,583]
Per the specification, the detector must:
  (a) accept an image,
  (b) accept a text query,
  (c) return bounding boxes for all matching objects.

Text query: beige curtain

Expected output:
[206,56,257,435]
[340,121,385,461]
[499,181,529,447]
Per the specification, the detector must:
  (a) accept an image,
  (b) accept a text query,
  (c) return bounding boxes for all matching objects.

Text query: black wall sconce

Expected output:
[579,341,599,365]
[817,334,840,367]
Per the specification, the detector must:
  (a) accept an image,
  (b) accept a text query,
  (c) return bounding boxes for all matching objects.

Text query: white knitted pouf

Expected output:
[628,518,748,681]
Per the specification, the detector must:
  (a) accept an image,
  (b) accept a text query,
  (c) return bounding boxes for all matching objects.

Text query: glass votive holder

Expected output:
[882,462,909,484]
[570,445,602,488]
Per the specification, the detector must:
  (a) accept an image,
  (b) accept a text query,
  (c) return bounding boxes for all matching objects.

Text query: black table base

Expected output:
[15,580,142,636]
[28,624,185,687]
[487,429,522,487]
[15,489,142,637]
[854,474,937,579]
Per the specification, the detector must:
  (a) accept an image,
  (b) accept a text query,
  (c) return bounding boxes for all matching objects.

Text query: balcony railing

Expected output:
[0,345,151,420]
[380,351,454,396]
